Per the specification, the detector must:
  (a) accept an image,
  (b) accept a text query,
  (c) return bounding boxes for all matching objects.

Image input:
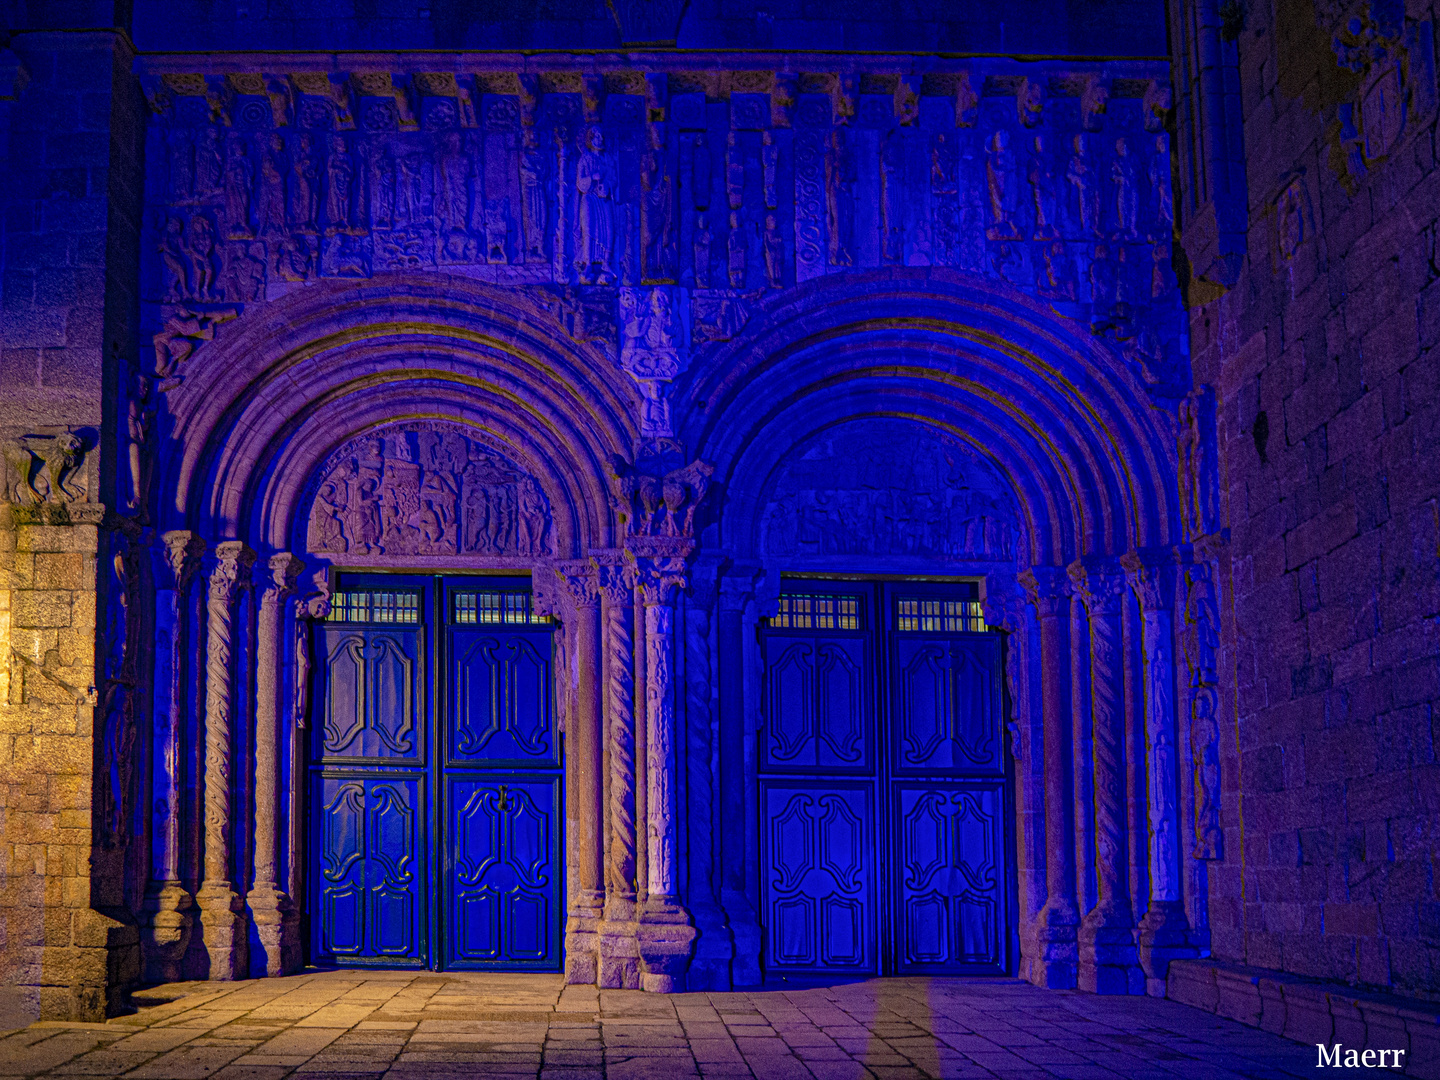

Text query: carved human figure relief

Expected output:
[1068,134,1101,238]
[574,126,617,285]
[1029,134,1059,240]
[1112,137,1139,240]
[306,423,554,558]
[222,133,254,239]
[324,135,356,235]
[985,130,1020,240]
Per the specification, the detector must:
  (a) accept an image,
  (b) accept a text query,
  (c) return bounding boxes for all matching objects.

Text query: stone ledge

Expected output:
[1168,958,1440,1079]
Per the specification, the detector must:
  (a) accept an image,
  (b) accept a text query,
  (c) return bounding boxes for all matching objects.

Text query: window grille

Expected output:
[453,590,549,625]
[895,597,985,633]
[767,593,862,631]
[326,591,420,624]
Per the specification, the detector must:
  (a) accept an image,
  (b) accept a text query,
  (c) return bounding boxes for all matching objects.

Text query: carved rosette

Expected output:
[598,560,638,906]
[203,541,256,887]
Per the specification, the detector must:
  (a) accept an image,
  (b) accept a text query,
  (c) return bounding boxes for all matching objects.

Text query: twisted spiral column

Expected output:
[1070,559,1141,993]
[197,540,255,980]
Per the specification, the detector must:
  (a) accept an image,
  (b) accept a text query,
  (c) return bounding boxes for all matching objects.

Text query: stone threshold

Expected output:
[1167,958,1440,1078]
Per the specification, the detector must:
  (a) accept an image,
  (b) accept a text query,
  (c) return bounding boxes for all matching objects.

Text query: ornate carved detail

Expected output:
[152,306,239,382]
[1178,385,1218,543]
[204,541,256,886]
[1184,554,1223,860]
[555,559,601,609]
[610,455,713,540]
[600,560,638,902]
[1,431,88,507]
[307,423,554,557]
[619,286,687,437]
[760,419,1016,561]
[160,530,206,591]
[1019,564,1069,618]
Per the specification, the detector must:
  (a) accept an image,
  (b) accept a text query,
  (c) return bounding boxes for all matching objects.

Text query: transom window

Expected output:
[325,590,421,624]
[453,590,550,625]
[894,596,985,633]
[768,592,863,631]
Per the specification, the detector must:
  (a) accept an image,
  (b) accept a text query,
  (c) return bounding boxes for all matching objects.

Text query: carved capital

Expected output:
[718,565,761,614]
[1066,558,1126,616]
[555,558,601,609]
[1121,549,1174,613]
[208,541,256,607]
[636,557,687,607]
[1018,565,1069,618]
[264,552,305,599]
[981,587,1027,634]
[158,530,205,591]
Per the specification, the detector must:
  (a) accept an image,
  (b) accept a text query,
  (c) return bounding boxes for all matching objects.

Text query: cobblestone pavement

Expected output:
[0,970,1331,1079]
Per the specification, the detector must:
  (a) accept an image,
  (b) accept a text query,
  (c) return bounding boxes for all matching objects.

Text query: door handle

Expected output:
[496,784,510,812]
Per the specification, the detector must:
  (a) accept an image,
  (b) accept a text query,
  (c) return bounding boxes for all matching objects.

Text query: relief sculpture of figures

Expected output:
[642,123,676,282]
[289,134,319,234]
[152,306,239,379]
[520,127,547,261]
[1069,134,1101,237]
[307,424,554,558]
[985,130,1020,240]
[692,213,712,288]
[223,134,253,239]
[1112,137,1139,240]
[575,127,617,284]
[826,126,856,265]
[256,133,287,236]
[324,135,355,235]
[1029,134,1059,239]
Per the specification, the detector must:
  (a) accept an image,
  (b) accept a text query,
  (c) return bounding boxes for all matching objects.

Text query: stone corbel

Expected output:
[894,75,921,126]
[771,74,797,127]
[954,71,980,127]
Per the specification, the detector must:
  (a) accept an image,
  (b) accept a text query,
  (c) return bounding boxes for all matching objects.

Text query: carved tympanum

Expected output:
[761,418,1017,561]
[306,423,555,557]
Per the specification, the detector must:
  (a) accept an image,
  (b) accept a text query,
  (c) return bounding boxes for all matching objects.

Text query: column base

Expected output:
[686,898,735,991]
[720,887,762,986]
[598,895,640,989]
[1030,899,1079,989]
[196,884,249,981]
[1139,900,1196,995]
[637,897,697,993]
[1078,905,1142,994]
[564,890,605,985]
[247,887,299,978]
[140,883,194,984]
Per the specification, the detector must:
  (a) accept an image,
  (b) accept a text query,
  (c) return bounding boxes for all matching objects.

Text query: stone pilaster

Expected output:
[1020,566,1079,989]
[196,541,254,980]
[555,558,604,985]
[140,530,203,983]
[1122,550,1196,994]
[248,552,302,977]
[1070,559,1143,994]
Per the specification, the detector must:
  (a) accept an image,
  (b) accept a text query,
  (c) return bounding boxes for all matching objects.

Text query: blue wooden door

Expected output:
[310,579,560,971]
[758,584,1010,977]
[442,585,562,970]
[311,587,427,966]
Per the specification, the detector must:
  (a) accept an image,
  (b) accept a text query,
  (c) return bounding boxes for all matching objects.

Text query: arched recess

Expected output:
[156,274,637,554]
[680,268,1182,565]
[678,269,1194,992]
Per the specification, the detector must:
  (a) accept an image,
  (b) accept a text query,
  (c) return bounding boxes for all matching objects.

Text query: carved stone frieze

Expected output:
[1,430,90,508]
[306,422,554,558]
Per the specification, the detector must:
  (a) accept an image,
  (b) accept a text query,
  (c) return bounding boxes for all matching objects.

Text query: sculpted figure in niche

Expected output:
[182,214,217,300]
[985,130,1020,240]
[1069,134,1101,238]
[575,127,616,284]
[196,128,223,199]
[728,211,747,288]
[395,152,426,229]
[434,132,469,238]
[763,213,784,288]
[825,127,856,265]
[1112,137,1139,240]
[520,127,546,261]
[157,217,188,301]
[692,213,713,288]
[1149,135,1174,242]
[324,135,355,235]
[223,134,254,239]
[256,133,287,236]
[1029,134,1059,240]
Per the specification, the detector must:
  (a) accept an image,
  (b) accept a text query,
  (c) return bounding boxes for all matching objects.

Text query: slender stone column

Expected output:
[141,531,204,983]
[596,559,641,988]
[682,561,732,989]
[556,559,604,984]
[1122,550,1195,993]
[248,552,302,977]
[1070,559,1142,994]
[635,554,698,992]
[196,541,255,980]
[717,571,762,985]
[1020,566,1078,989]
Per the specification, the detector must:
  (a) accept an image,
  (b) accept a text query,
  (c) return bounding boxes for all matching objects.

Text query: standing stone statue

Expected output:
[692,213,712,289]
[520,127,547,261]
[1112,136,1139,240]
[574,127,616,284]
[1069,134,1101,238]
[256,133,287,237]
[223,133,253,239]
[324,135,355,235]
[289,134,319,234]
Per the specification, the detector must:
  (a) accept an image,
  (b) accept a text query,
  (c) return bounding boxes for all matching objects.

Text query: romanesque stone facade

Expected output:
[0,0,1432,1035]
